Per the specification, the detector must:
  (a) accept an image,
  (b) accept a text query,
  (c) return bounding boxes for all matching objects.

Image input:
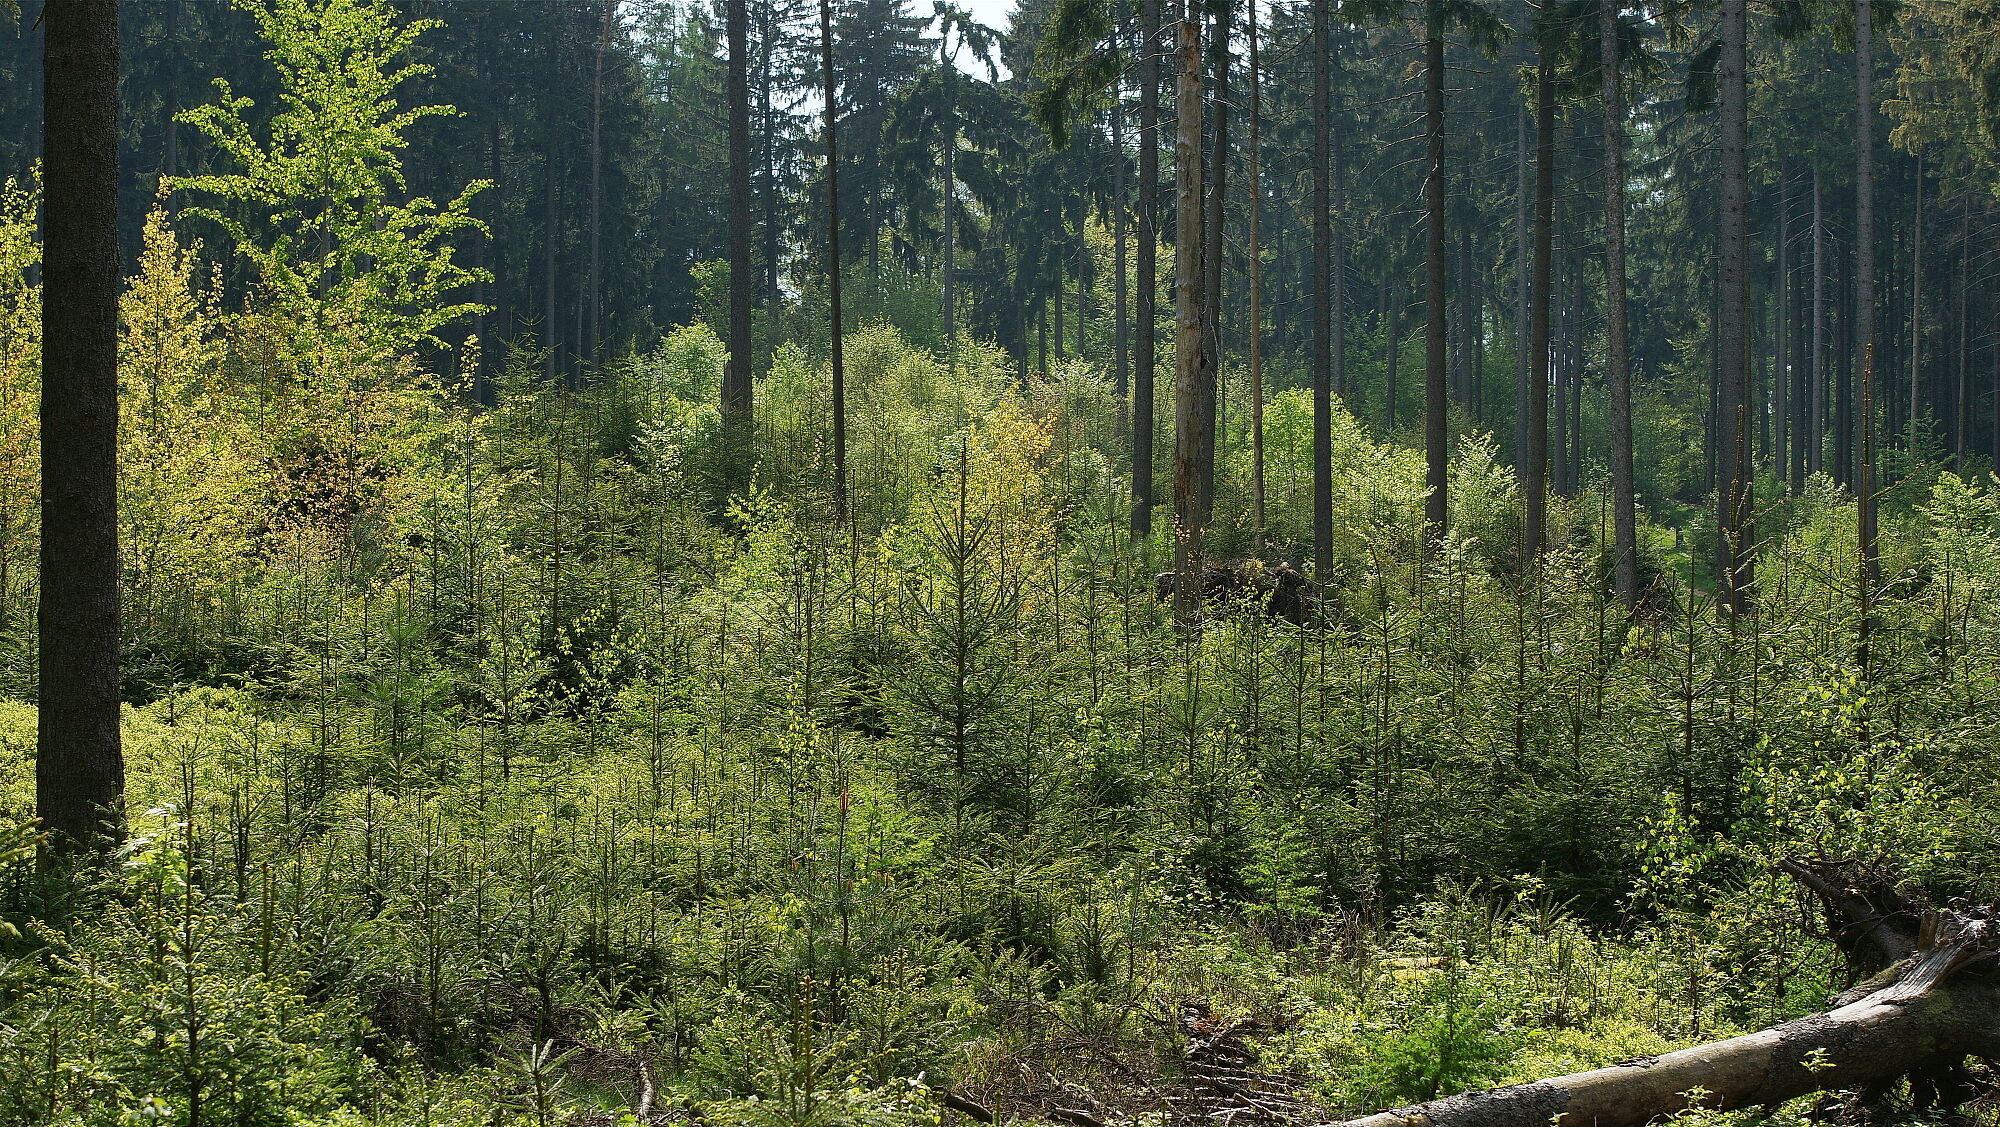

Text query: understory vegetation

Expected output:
[7,0,2000,1123]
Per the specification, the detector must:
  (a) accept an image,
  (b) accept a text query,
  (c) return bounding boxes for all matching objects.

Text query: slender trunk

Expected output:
[1513,98,1530,472]
[590,0,617,369]
[1718,0,1754,615]
[1172,0,1211,626]
[1422,22,1450,546]
[1956,212,1970,462]
[1776,167,1791,488]
[820,0,848,523]
[1812,169,1826,476]
[943,38,958,348]
[1113,89,1128,401]
[1386,281,1400,433]
[1856,0,1878,606]
[1910,156,1922,434]
[1601,0,1637,610]
[544,38,562,385]
[1248,0,1265,555]
[1132,0,1160,539]
[725,0,754,485]
[38,0,125,859]
[1201,0,1229,503]
[1311,0,1333,576]
[1526,57,1553,573]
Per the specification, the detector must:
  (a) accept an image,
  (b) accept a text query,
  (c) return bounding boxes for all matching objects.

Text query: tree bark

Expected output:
[1601,0,1637,612]
[1132,0,1160,540]
[39,0,125,860]
[1312,0,1333,578]
[1172,0,1211,628]
[819,0,848,524]
[1717,0,1754,615]
[1525,57,1553,575]
[1248,0,1265,556]
[725,0,754,487]
[1421,17,1449,548]
[1855,0,1879,604]
[1335,865,2000,1127]
[590,0,618,369]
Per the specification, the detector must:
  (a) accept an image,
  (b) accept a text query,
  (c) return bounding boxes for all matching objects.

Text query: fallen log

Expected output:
[1337,862,1999,1127]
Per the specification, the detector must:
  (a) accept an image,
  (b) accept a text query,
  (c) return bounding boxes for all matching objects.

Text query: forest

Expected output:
[4,0,2000,1123]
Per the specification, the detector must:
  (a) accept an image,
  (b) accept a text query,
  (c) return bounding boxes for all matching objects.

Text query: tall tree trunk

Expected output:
[1201,0,1229,502]
[1513,98,1530,473]
[1856,0,1878,606]
[589,0,617,369]
[1132,0,1160,540]
[820,0,848,524]
[1718,0,1754,616]
[1853,0,1885,690]
[1248,0,1265,555]
[1955,211,1970,462]
[1776,167,1791,489]
[1909,157,1922,434]
[1311,0,1333,577]
[38,0,125,859]
[1386,280,1400,433]
[1601,0,1637,611]
[725,0,754,487]
[1112,90,1127,401]
[1525,57,1554,574]
[1812,169,1826,476]
[1172,0,1211,626]
[1421,15,1450,547]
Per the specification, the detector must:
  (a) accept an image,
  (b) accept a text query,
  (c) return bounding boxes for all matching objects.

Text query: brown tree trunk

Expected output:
[724,0,754,487]
[39,0,125,860]
[1601,0,1637,612]
[1132,0,1160,540]
[1248,0,1264,555]
[1421,19,1449,548]
[819,0,847,523]
[1718,0,1754,615]
[1311,0,1332,576]
[1525,57,1553,575]
[1172,0,1211,627]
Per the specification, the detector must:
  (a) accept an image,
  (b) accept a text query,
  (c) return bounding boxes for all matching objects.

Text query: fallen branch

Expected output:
[1335,861,2000,1127]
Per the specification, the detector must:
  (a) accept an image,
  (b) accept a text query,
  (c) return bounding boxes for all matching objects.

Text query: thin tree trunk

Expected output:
[1513,98,1530,473]
[1601,0,1637,610]
[820,0,848,524]
[725,0,754,486]
[1856,0,1878,606]
[1422,19,1450,547]
[1718,0,1754,615]
[1113,89,1128,401]
[1132,0,1160,539]
[1525,56,1554,573]
[1813,169,1826,476]
[38,0,125,859]
[1910,156,1922,434]
[1201,0,1229,505]
[1386,280,1400,433]
[943,39,958,349]
[1777,166,1791,489]
[1248,0,1265,555]
[1172,0,1211,626]
[1311,0,1333,576]
[590,0,617,369]
[1956,211,1970,462]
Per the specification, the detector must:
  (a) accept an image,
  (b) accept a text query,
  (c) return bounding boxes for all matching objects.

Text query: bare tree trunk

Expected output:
[590,0,617,369]
[39,0,125,859]
[1421,19,1449,548]
[724,0,754,487]
[1776,167,1791,490]
[1311,0,1333,577]
[1248,0,1265,556]
[1910,156,1923,435]
[1172,0,1211,627]
[1201,0,1229,505]
[1112,90,1127,402]
[1855,0,1878,608]
[1525,57,1553,575]
[1133,0,1160,540]
[819,0,847,524]
[1956,211,1970,462]
[1601,0,1637,611]
[1718,0,1754,615]
[1812,169,1826,476]
[1513,99,1529,473]
[1335,864,2000,1127]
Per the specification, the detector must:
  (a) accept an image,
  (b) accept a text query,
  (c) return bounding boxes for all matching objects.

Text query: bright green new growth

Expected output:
[173,0,489,358]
